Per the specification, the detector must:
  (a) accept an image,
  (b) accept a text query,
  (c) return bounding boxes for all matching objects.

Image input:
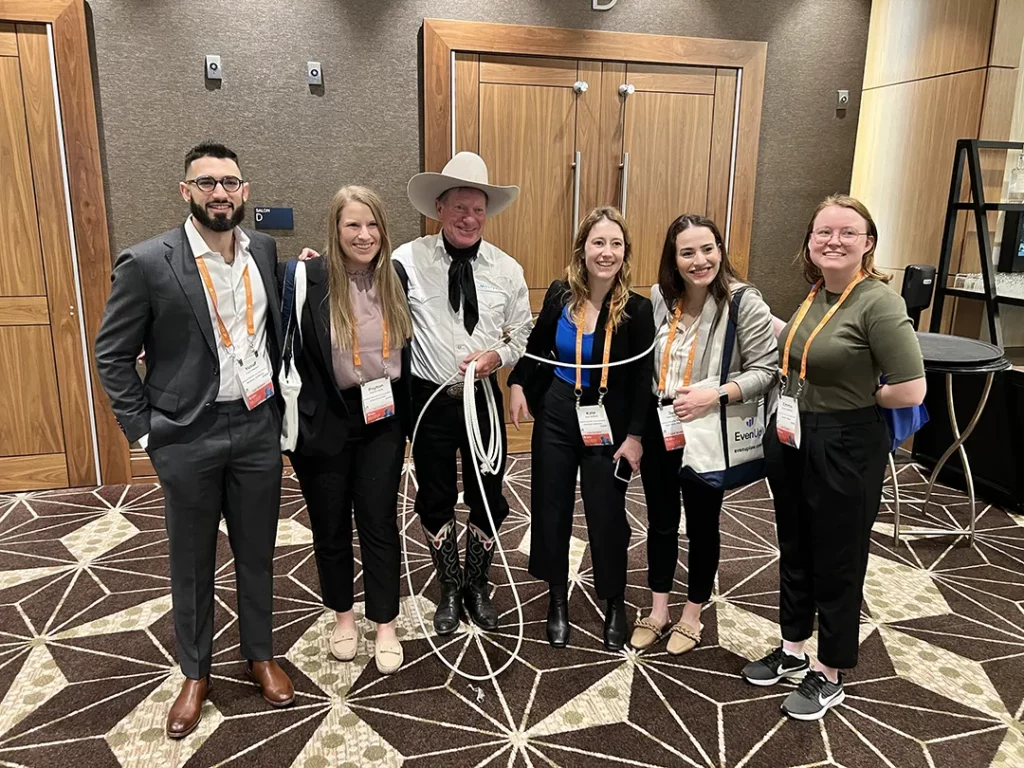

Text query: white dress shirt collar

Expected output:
[185,216,251,265]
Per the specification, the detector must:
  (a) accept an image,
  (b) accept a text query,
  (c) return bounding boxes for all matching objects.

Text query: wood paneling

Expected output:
[0,326,64,456]
[51,0,124,483]
[596,62,626,213]
[0,453,68,492]
[575,59,602,222]
[131,452,155,480]
[479,55,577,87]
[851,70,987,274]
[990,0,1024,68]
[18,24,96,486]
[421,20,767,285]
[862,0,996,89]
[0,1,77,21]
[479,82,576,289]
[454,53,479,154]
[0,23,16,55]
[0,56,45,296]
[0,296,48,324]
[623,92,715,286]
[626,63,716,94]
[707,68,738,241]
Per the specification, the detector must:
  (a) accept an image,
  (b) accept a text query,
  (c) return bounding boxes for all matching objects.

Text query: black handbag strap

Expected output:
[718,286,749,386]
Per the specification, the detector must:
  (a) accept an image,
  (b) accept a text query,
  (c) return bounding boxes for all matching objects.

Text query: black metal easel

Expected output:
[930,139,1024,348]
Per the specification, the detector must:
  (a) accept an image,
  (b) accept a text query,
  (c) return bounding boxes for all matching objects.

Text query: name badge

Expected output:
[361,377,396,424]
[657,404,686,451]
[776,394,801,449]
[238,349,275,410]
[577,404,614,446]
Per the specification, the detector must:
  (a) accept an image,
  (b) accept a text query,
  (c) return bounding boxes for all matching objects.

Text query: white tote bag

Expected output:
[279,260,307,452]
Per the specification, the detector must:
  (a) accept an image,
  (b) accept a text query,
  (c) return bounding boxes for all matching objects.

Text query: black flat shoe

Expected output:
[546,584,570,648]
[603,596,627,651]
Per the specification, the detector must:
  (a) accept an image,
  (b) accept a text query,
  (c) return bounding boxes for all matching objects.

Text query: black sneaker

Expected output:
[741,646,810,686]
[781,670,845,721]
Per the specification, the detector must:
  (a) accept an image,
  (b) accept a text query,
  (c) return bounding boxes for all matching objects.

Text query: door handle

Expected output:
[573,81,589,94]
[571,151,582,239]
[619,152,630,217]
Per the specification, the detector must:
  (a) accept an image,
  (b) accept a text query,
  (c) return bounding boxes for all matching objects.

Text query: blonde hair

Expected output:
[566,206,634,330]
[325,186,413,350]
[799,194,890,285]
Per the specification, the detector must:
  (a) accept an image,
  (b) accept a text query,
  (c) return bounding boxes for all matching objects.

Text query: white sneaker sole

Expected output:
[783,689,846,721]
[743,666,809,687]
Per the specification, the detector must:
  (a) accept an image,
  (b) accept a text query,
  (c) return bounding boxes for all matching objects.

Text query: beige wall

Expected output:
[851,0,1024,343]
[84,0,870,316]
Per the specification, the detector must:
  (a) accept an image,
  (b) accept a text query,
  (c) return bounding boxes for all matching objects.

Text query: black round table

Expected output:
[893,332,1011,547]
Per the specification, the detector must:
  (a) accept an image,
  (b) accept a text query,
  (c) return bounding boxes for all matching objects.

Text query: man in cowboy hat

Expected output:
[395,151,532,636]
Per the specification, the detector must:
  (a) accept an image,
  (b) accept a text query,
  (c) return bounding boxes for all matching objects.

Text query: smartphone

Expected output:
[613,456,633,487]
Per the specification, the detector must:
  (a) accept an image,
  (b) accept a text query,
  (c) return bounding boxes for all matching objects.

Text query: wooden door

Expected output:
[610,64,739,289]
[0,24,96,491]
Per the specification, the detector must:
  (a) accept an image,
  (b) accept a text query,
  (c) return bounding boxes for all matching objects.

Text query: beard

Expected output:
[190,199,245,232]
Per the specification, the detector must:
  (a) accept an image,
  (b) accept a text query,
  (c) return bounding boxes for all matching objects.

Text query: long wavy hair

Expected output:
[657,214,736,311]
[799,194,890,285]
[566,206,633,330]
[325,185,413,350]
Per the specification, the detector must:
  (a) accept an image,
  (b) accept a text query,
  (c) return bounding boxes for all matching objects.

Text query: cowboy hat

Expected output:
[407,151,519,220]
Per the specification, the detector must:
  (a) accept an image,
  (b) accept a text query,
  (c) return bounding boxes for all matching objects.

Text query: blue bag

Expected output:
[880,375,929,453]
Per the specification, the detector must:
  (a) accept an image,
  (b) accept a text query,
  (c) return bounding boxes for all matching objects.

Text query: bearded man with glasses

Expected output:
[95,142,294,739]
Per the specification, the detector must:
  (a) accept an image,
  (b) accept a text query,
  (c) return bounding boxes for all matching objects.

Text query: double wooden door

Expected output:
[454,54,739,307]
[0,23,96,491]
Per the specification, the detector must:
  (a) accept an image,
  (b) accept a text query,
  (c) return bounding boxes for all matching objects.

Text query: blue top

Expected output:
[554,305,593,387]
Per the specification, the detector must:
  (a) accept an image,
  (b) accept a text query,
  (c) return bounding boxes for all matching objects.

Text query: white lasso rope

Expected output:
[400,319,658,681]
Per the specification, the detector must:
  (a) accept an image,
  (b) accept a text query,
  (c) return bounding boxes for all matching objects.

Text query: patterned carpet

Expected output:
[1,455,1023,767]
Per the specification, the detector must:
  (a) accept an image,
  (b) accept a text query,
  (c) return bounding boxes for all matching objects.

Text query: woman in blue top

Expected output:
[508,207,655,651]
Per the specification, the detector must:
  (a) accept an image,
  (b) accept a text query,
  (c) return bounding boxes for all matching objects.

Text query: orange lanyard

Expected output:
[195,256,255,351]
[575,304,614,401]
[657,304,700,395]
[351,317,390,377]
[781,271,866,386]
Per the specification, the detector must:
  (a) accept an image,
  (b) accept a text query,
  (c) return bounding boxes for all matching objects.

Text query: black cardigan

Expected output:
[277,257,413,457]
[508,279,654,442]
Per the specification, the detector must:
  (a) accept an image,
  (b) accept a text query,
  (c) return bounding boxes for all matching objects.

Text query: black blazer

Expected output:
[95,225,283,450]
[508,279,654,443]
[279,257,413,457]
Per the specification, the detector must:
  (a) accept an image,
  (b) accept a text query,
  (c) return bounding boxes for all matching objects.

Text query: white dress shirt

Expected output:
[185,216,270,402]
[392,233,532,385]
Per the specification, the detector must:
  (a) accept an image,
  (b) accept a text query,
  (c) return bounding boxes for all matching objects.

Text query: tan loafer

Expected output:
[666,619,702,656]
[374,637,404,675]
[329,623,359,662]
[629,615,670,650]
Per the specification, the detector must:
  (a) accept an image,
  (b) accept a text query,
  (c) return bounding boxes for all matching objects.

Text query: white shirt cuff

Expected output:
[137,433,149,450]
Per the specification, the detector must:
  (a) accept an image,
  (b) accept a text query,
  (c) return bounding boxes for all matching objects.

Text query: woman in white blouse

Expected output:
[631,214,777,655]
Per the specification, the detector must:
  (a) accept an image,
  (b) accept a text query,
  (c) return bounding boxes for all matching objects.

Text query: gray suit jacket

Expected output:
[94,225,283,449]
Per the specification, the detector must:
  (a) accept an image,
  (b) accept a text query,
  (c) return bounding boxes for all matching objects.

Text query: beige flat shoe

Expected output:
[375,637,404,675]
[329,623,359,662]
[629,615,671,650]
[666,619,702,656]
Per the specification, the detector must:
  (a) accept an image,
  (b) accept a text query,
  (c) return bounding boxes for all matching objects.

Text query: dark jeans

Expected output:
[639,397,725,603]
[529,377,630,599]
[410,376,510,537]
[766,406,889,669]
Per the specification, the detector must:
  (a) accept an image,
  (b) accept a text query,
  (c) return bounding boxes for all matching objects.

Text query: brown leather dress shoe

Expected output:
[166,676,209,739]
[245,660,294,707]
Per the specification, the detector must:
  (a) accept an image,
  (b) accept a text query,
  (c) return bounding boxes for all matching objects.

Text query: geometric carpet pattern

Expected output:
[1,456,1023,767]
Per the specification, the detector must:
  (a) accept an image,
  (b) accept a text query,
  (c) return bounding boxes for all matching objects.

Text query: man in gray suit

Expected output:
[95,142,294,739]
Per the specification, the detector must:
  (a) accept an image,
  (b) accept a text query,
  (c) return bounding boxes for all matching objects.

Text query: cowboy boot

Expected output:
[425,520,463,635]
[463,524,499,631]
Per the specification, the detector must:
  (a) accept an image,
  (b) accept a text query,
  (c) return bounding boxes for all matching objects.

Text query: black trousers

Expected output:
[290,388,404,624]
[410,376,510,537]
[639,397,725,603]
[765,405,889,670]
[148,400,282,680]
[529,377,630,599]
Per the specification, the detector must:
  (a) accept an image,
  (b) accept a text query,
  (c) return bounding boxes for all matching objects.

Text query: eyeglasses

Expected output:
[812,228,869,245]
[185,175,244,193]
